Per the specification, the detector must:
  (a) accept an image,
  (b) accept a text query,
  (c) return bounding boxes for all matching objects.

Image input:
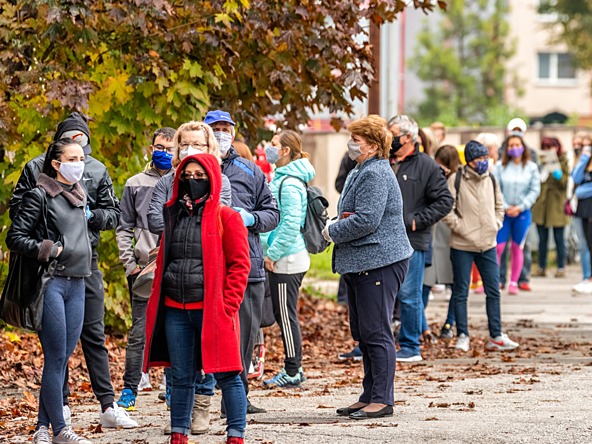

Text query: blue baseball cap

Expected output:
[204,110,235,126]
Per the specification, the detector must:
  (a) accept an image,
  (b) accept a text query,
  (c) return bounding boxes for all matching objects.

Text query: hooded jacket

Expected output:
[8,113,120,252]
[442,166,504,253]
[261,158,316,261]
[143,154,250,374]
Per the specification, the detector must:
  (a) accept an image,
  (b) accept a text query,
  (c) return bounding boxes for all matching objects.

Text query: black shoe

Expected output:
[158,391,166,401]
[349,405,393,420]
[247,403,267,414]
[336,405,366,416]
[439,324,454,340]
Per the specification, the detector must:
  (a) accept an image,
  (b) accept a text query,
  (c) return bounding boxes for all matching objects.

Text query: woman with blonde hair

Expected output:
[148,121,232,235]
[325,115,413,419]
[261,130,315,388]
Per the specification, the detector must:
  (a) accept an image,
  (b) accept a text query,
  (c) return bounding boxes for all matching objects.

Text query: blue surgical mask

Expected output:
[265,145,280,164]
[214,131,233,155]
[152,150,173,170]
[475,160,489,175]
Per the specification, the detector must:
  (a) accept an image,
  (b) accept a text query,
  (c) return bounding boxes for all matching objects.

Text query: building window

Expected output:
[536,0,558,22]
[537,52,577,85]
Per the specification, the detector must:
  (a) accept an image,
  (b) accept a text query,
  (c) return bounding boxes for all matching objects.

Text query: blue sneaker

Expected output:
[338,346,363,361]
[396,348,422,362]
[165,388,170,411]
[263,369,302,389]
[116,388,136,411]
[298,366,307,382]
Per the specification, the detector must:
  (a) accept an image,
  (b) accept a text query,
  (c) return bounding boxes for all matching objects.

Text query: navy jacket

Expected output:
[222,147,280,282]
[330,157,413,275]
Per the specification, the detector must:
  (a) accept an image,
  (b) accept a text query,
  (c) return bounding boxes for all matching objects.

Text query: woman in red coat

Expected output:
[144,153,250,444]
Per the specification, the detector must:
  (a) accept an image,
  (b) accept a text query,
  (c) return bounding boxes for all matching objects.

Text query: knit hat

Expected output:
[464,140,488,163]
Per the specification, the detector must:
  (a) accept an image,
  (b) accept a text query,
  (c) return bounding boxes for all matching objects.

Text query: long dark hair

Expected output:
[42,138,82,179]
[502,134,531,167]
[541,136,563,156]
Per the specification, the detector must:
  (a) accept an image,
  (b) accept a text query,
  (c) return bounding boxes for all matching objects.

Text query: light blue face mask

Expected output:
[214,131,233,155]
[265,145,280,164]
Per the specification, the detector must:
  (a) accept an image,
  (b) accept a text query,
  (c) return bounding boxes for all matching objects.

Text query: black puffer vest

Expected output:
[161,205,204,304]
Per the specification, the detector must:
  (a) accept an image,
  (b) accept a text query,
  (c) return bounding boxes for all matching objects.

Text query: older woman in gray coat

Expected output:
[323,115,413,420]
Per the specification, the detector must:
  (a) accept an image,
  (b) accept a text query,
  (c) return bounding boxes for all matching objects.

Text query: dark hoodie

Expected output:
[9,113,120,252]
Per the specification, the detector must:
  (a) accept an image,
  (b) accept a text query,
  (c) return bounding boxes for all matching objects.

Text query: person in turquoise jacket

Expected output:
[260,130,315,389]
[493,133,540,295]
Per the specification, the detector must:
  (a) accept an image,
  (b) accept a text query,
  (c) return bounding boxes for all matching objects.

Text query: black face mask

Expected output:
[390,135,404,157]
[186,178,210,201]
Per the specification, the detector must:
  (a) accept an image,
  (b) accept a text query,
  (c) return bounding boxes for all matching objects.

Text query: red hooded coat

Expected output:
[143,154,250,373]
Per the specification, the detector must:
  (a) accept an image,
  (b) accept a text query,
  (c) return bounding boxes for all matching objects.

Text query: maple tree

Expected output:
[0,0,443,329]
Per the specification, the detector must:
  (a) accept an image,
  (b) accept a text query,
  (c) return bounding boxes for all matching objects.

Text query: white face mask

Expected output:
[179,146,204,161]
[58,161,85,183]
[214,131,233,155]
[347,140,363,161]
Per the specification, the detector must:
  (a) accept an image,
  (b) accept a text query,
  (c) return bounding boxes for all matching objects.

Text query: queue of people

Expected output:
[1,110,588,444]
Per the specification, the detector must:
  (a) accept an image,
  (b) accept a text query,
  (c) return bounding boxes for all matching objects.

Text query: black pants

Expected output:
[123,274,148,396]
[344,259,409,405]
[63,261,115,410]
[582,218,592,255]
[268,271,306,376]
[337,275,348,305]
[239,281,265,396]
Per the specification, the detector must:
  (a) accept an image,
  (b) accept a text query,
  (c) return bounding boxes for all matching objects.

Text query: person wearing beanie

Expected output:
[9,113,138,429]
[442,140,520,353]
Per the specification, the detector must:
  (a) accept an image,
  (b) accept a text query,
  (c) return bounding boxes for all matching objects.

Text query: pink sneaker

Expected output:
[508,282,519,295]
[474,285,484,294]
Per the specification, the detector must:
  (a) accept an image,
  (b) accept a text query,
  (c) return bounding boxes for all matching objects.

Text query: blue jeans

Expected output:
[451,248,502,338]
[164,368,216,397]
[38,276,85,435]
[573,217,591,279]
[537,225,566,270]
[165,308,246,437]
[421,284,430,334]
[396,250,425,355]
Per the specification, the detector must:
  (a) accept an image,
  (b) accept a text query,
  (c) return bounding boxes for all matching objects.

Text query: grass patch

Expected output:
[307,245,339,281]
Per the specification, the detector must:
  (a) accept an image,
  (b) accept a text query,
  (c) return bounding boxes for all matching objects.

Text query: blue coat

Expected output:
[221,147,280,282]
[261,158,316,261]
[329,157,413,274]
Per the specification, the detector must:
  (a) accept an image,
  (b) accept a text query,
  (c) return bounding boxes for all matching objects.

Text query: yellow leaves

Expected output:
[182,59,203,79]
[105,72,133,104]
[3,332,21,344]
[89,71,132,117]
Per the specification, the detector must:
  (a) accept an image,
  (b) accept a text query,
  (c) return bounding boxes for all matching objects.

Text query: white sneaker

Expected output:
[53,426,92,444]
[33,426,51,444]
[486,333,519,351]
[455,333,470,352]
[99,403,138,428]
[63,404,72,426]
[137,372,152,392]
[159,373,167,391]
[574,281,592,294]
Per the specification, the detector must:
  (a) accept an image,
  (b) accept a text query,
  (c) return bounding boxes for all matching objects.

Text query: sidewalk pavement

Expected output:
[6,267,592,443]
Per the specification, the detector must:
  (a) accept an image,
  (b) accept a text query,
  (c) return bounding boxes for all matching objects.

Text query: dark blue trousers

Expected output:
[344,259,409,405]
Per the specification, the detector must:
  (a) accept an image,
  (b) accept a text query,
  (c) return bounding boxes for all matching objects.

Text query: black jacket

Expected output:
[335,152,357,193]
[221,147,280,282]
[6,174,92,278]
[392,146,454,251]
[161,205,204,304]
[9,154,120,250]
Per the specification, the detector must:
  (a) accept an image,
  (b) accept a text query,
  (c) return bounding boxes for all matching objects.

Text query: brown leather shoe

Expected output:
[191,394,211,435]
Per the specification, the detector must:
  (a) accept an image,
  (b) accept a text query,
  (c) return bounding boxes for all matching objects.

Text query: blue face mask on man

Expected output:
[152,149,173,170]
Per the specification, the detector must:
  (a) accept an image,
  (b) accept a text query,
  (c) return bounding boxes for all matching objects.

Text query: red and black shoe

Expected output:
[169,432,188,444]
[227,437,244,444]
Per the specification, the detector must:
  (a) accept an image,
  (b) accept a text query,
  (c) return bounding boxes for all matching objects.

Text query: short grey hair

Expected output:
[475,132,500,149]
[388,115,419,142]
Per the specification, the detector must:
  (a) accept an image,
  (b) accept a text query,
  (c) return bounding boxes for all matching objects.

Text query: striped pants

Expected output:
[268,271,306,376]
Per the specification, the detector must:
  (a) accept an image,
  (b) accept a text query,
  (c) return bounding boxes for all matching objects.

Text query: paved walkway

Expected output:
[5,267,592,443]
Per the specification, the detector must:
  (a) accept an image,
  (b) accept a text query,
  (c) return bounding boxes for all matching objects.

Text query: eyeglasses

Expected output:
[153,144,175,153]
[182,172,209,180]
[180,143,208,150]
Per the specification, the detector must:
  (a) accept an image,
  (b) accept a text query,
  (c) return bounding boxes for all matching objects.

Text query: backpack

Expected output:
[278,175,330,254]
[454,166,497,218]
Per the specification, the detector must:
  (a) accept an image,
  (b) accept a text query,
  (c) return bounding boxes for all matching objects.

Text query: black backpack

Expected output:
[278,175,330,254]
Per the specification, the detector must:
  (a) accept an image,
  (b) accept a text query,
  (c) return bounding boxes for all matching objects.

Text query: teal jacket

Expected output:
[261,158,316,261]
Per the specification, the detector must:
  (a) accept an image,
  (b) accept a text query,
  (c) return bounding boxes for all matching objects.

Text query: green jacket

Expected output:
[532,154,570,228]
